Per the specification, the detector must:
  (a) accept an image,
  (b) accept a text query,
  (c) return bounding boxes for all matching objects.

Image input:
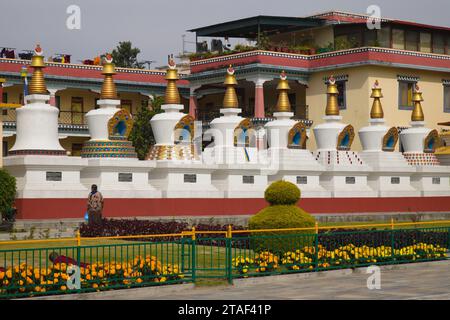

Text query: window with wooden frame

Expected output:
[120,99,132,114]
[398,80,417,110]
[433,33,446,54]
[405,30,419,51]
[392,29,405,50]
[444,83,450,113]
[336,80,347,110]
[71,97,84,124]
[419,32,432,53]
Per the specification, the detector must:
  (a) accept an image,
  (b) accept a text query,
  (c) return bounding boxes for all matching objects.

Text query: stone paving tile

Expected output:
[153,261,450,300]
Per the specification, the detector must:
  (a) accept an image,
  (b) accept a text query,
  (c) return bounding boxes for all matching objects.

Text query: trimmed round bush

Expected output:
[264,180,300,205]
[0,169,16,217]
[249,205,315,231]
[248,181,316,254]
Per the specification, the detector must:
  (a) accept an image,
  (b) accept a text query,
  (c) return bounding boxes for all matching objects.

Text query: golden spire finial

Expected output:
[411,84,424,122]
[28,44,47,95]
[370,80,384,119]
[164,54,180,104]
[325,75,340,116]
[223,65,238,108]
[275,71,291,112]
[100,53,118,99]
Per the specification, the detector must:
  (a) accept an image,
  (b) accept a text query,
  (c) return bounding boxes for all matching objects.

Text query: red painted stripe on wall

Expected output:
[13,197,450,220]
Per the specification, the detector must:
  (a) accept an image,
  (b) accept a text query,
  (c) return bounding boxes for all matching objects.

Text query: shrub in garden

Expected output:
[0,169,16,219]
[248,181,316,254]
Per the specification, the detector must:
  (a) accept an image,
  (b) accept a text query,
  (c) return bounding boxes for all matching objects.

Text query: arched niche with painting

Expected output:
[336,124,355,151]
[108,109,134,141]
[174,115,195,145]
[382,127,399,152]
[234,118,256,148]
[424,129,442,153]
[287,122,307,149]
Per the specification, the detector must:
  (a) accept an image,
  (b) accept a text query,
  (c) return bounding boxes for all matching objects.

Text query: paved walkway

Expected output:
[154,261,450,300]
[28,261,450,300]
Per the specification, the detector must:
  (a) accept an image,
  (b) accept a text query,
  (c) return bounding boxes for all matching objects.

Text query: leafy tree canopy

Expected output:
[111,41,144,69]
[129,95,164,159]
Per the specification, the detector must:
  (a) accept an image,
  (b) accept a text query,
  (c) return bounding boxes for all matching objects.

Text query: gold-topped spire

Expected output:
[370,80,384,119]
[100,54,118,99]
[325,75,340,116]
[28,44,47,95]
[222,65,238,108]
[411,84,424,122]
[275,71,291,112]
[164,54,180,104]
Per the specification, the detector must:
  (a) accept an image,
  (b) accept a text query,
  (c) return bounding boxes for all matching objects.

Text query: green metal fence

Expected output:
[0,227,449,299]
[0,239,194,298]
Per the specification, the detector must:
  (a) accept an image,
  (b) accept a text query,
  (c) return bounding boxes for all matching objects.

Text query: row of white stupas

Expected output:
[3,47,450,200]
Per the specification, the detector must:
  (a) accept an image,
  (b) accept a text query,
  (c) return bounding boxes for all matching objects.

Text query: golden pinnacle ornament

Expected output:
[223,65,238,108]
[325,75,340,116]
[28,44,47,95]
[370,80,384,119]
[275,71,291,112]
[411,84,424,122]
[164,54,180,104]
[100,54,118,99]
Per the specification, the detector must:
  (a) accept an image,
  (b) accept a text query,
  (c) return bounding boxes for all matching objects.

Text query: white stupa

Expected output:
[80,54,159,198]
[147,56,220,198]
[203,65,267,198]
[82,54,136,159]
[4,45,87,198]
[312,76,376,197]
[203,65,259,165]
[399,85,450,196]
[358,80,419,197]
[261,71,329,197]
[9,45,65,156]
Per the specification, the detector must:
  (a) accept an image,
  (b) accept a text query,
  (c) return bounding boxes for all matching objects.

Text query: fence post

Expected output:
[226,225,233,284]
[390,218,395,262]
[191,227,196,283]
[180,232,185,273]
[75,230,82,293]
[447,227,450,255]
[315,221,319,271]
[75,230,81,263]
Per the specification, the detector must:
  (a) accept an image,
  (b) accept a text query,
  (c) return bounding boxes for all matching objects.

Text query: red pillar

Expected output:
[188,89,198,119]
[254,82,265,118]
[48,89,58,107]
[49,95,56,106]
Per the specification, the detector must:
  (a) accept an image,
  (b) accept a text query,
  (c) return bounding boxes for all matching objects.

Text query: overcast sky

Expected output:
[1,0,449,68]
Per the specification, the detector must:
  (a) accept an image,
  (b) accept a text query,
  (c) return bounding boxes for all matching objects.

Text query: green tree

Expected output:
[111,41,144,69]
[129,95,164,159]
[0,169,16,220]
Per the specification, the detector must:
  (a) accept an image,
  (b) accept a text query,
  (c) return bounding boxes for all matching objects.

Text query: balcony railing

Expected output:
[197,105,311,130]
[190,47,450,75]
[58,111,86,125]
[196,105,309,123]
